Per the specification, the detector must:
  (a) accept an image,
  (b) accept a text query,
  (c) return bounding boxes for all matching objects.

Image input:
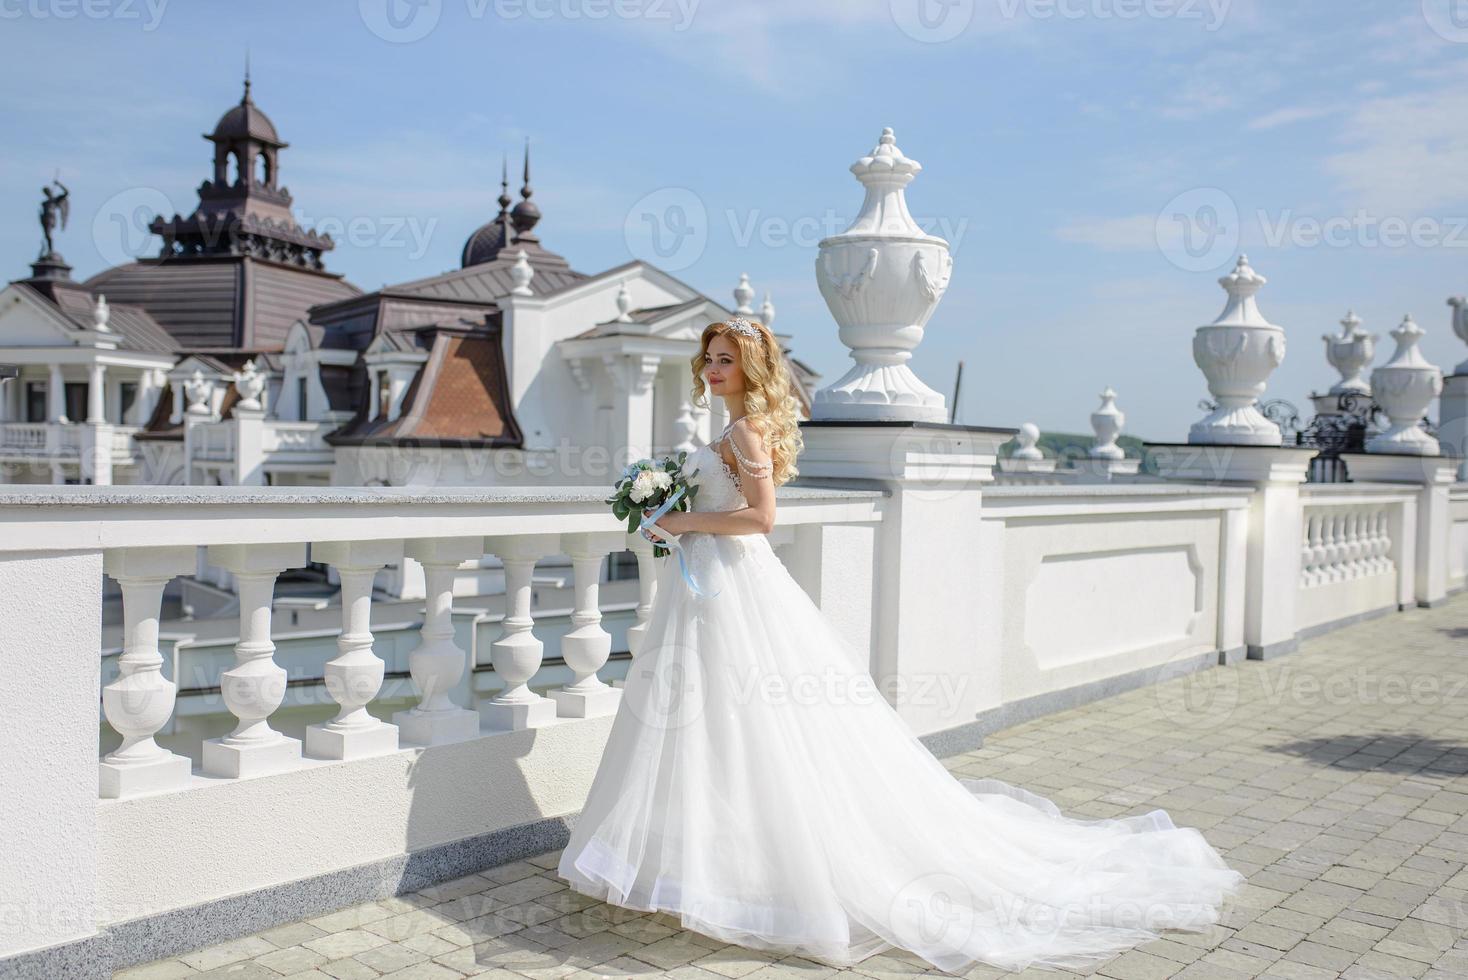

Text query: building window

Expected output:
[64,383,87,423]
[297,377,308,421]
[25,382,46,423]
[119,382,138,424]
[377,372,390,420]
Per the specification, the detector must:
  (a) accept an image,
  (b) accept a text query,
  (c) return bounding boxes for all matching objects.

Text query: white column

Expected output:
[550,532,623,718]
[623,530,659,660]
[392,537,483,745]
[367,370,381,422]
[306,539,404,759]
[169,379,185,425]
[48,363,67,423]
[87,363,105,423]
[134,369,158,425]
[796,423,1005,735]
[100,546,197,798]
[233,404,266,486]
[202,542,308,777]
[481,534,560,730]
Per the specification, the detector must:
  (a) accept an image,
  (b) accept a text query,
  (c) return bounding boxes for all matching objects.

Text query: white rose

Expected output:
[629,470,657,503]
[651,470,672,490]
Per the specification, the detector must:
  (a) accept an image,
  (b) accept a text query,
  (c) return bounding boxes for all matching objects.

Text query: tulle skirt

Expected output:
[558,531,1245,974]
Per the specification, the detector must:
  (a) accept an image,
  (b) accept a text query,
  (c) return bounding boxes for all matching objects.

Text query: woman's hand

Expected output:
[641,508,686,544]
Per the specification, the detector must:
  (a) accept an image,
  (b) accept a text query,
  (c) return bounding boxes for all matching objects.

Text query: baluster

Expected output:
[307,540,403,758]
[551,532,625,718]
[1311,514,1327,585]
[624,530,659,659]
[1304,514,1321,587]
[1375,510,1392,574]
[392,538,484,746]
[1343,511,1361,579]
[203,543,307,778]
[1300,514,1314,587]
[1325,513,1343,582]
[100,546,197,797]
[482,535,560,730]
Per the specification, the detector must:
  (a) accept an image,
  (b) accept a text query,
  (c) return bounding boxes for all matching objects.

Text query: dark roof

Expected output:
[83,256,360,350]
[329,326,522,448]
[11,279,178,355]
[210,78,285,147]
[462,215,511,268]
[391,253,586,302]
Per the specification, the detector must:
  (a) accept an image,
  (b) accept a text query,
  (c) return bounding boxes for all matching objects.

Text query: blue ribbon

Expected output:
[639,487,721,599]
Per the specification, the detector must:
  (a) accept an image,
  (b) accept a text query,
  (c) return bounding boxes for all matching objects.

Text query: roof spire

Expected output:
[510,138,541,240]
[243,49,252,104]
[497,153,511,214]
[521,138,532,201]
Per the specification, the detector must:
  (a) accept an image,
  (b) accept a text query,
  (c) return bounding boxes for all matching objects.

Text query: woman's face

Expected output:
[703,333,744,397]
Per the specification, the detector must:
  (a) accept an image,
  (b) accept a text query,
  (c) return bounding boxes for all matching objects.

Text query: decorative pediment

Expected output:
[0,284,87,347]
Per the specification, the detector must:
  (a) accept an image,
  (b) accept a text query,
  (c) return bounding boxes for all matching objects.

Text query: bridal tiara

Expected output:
[724,315,760,339]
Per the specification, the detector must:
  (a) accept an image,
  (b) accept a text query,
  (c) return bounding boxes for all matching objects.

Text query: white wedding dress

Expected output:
[558,438,1245,974]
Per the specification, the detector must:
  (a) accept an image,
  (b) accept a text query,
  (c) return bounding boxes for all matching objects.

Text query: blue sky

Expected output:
[4,1,1468,440]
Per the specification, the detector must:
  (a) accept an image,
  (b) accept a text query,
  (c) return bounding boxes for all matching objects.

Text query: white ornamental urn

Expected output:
[184,369,214,417]
[1188,255,1287,446]
[1367,315,1442,455]
[812,127,952,422]
[1447,296,1468,375]
[234,358,266,412]
[1090,387,1125,459]
[1323,311,1375,395]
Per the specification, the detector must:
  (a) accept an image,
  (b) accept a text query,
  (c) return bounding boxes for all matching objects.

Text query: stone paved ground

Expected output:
[116,595,1468,980]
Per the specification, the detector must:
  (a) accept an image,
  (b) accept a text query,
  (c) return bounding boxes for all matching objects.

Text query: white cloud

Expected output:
[1247,104,1336,130]
[1054,214,1159,251]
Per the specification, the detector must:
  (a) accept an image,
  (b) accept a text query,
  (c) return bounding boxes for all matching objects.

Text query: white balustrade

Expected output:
[1301,505,1394,588]
[481,534,561,730]
[100,546,198,798]
[550,532,624,718]
[1,422,49,450]
[202,543,308,777]
[392,537,484,746]
[307,539,404,758]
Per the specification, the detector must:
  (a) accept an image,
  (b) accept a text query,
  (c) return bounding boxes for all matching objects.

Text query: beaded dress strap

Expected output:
[721,421,773,479]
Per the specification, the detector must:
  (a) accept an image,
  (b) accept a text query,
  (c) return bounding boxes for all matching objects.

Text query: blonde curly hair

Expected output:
[690,318,804,487]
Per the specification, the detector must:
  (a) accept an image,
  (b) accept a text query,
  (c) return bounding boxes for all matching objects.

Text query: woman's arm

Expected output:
[645,420,776,539]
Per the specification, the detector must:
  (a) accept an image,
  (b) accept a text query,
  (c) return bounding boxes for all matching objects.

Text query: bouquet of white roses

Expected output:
[606,452,700,558]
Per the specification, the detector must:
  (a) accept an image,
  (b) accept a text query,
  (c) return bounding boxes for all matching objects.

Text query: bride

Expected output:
[557,315,1245,974]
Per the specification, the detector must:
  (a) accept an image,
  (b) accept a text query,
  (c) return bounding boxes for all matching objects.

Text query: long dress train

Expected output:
[557,440,1245,974]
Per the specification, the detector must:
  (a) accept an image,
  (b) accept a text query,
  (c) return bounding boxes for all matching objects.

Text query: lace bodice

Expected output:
[686,442,747,513]
[686,421,773,513]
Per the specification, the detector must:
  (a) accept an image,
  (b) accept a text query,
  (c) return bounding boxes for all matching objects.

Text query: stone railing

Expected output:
[5,471,1468,976]
[1297,484,1415,634]
[0,421,48,450]
[976,484,1252,724]
[0,483,884,970]
[260,419,334,456]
